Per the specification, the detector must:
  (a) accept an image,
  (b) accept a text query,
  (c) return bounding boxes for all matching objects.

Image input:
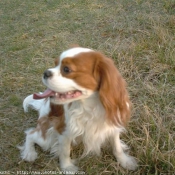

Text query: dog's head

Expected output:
[34,47,131,125]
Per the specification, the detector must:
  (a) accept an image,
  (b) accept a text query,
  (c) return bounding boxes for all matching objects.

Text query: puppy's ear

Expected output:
[94,53,131,126]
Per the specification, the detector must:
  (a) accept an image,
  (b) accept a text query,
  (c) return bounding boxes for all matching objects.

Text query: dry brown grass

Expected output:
[0,0,175,174]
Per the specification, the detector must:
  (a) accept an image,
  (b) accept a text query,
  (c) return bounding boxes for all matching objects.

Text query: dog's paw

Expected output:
[118,154,138,171]
[61,163,79,174]
[19,146,38,162]
[23,150,38,162]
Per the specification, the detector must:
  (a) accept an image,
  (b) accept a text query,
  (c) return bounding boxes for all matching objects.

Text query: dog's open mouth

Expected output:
[33,89,82,100]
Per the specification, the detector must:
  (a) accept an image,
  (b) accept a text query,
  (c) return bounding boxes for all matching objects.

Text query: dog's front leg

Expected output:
[111,130,138,171]
[58,134,78,173]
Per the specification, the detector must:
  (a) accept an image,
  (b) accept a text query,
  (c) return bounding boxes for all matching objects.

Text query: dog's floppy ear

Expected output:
[94,52,131,126]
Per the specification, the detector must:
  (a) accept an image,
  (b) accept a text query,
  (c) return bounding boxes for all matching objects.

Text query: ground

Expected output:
[0,0,175,174]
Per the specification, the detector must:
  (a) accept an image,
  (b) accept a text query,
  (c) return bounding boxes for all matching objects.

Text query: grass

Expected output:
[0,0,175,174]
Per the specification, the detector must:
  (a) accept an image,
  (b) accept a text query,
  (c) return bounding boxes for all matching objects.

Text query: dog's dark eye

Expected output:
[63,66,71,74]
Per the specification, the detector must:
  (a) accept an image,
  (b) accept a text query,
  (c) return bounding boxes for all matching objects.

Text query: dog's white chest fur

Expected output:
[64,94,122,155]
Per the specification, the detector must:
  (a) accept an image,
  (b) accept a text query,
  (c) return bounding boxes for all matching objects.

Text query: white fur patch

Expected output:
[60,47,93,61]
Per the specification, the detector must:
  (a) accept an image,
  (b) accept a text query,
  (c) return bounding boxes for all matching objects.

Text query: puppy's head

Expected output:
[36,47,131,125]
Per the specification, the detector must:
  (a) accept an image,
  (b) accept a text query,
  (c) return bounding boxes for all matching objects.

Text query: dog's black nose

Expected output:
[43,70,53,79]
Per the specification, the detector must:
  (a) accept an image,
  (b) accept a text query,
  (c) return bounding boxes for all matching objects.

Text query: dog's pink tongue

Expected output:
[33,89,55,99]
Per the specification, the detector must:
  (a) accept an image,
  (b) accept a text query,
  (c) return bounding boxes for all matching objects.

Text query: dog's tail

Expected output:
[23,94,50,117]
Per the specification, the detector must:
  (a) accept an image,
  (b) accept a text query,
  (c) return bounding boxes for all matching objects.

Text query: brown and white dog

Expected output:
[19,47,137,172]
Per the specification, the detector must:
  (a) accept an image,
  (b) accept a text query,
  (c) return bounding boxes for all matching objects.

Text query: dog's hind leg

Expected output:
[18,128,39,162]
[18,119,57,162]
